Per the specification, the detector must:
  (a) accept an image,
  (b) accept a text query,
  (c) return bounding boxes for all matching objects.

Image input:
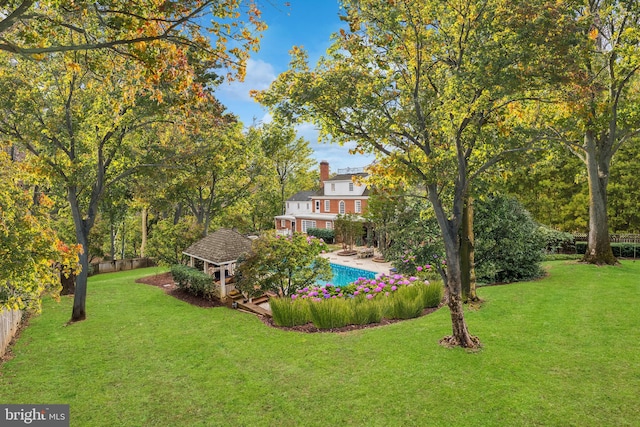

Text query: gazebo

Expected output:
[182,228,253,300]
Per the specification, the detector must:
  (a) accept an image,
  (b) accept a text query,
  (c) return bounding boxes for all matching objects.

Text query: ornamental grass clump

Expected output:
[349,297,384,325]
[269,297,310,327]
[307,297,351,329]
[387,285,427,319]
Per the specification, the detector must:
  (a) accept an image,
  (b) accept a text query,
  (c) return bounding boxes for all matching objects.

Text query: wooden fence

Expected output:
[573,233,640,243]
[0,308,22,357]
[89,257,156,276]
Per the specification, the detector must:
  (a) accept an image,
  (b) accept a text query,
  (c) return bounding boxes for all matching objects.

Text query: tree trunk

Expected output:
[71,236,89,322]
[582,131,617,265]
[140,207,148,258]
[428,184,480,348]
[460,196,478,302]
[60,272,75,296]
[440,244,480,348]
[120,220,126,259]
[173,203,183,225]
[109,222,116,260]
[68,187,93,322]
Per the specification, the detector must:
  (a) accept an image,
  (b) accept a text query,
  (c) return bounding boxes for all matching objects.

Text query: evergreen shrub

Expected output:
[170,264,219,300]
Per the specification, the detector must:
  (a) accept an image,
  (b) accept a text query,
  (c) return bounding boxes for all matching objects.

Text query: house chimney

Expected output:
[319,161,329,186]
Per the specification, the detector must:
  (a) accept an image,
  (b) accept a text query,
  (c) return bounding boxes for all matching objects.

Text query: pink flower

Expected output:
[291,295,297,300]
[385,292,390,296]
[416,266,423,272]
[425,264,431,269]
[366,294,373,300]
[391,286,397,291]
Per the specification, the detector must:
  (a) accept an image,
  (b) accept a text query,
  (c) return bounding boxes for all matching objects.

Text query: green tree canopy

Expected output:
[236,232,331,297]
[256,0,567,347]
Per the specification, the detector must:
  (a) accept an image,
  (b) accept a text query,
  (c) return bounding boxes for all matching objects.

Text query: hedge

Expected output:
[170,264,219,300]
[306,228,335,243]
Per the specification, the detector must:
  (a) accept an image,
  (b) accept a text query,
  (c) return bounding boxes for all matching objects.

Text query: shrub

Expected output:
[170,264,219,300]
[474,195,545,284]
[306,228,335,243]
[538,226,575,254]
[237,232,331,297]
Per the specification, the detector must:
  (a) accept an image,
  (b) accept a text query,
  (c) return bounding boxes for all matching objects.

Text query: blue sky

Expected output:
[215,1,375,173]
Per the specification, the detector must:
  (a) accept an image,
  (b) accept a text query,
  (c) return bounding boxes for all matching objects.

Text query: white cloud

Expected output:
[219,59,276,102]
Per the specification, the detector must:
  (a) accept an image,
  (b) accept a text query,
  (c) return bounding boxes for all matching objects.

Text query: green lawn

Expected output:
[1,262,639,426]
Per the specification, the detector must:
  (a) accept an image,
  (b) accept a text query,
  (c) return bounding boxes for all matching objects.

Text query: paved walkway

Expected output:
[321,247,394,276]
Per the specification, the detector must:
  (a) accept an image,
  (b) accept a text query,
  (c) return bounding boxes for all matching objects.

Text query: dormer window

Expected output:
[331,183,336,191]
[349,182,354,192]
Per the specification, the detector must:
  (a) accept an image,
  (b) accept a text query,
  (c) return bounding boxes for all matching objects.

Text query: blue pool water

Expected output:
[317,263,377,287]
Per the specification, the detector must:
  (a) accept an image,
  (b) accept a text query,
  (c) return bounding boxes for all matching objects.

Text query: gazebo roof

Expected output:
[182,228,252,265]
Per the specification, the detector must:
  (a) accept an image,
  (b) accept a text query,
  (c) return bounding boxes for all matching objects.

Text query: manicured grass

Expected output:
[1,262,639,426]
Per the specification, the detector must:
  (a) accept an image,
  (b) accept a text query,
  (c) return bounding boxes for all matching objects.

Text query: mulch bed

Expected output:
[136,272,444,333]
[135,272,225,308]
[260,306,442,334]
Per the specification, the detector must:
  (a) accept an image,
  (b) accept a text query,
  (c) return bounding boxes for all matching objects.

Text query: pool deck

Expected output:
[320,248,394,276]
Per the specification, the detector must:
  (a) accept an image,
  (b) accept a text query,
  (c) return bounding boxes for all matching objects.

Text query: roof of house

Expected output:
[287,190,316,202]
[315,187,370,197]
[182,228,253,265]
[325,172,369,181]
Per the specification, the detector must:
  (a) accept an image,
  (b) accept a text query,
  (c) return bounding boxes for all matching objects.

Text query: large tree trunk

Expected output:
[428,184,480,348]
[582,131,617,265]
[71,233,89,322]
[68,187,94,322]
[441,243,480,348]
[460,196,478,302]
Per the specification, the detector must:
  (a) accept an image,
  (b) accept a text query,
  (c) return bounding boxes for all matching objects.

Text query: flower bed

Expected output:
[270,272,444,329]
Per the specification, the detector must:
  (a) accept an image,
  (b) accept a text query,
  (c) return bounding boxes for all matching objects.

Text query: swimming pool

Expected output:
[317,263,377,287]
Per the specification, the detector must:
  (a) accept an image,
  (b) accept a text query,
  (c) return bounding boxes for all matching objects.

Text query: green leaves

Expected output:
[236,232,331,297]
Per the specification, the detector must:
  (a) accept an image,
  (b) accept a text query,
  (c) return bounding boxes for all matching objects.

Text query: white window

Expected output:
[307,203,310,210]
[355,200,362,213]
[326,221,333,229]
[339,200,345,214]
[301,220,316,233]
[349,182,354,192]
[297,203,300,209]
[315,200,320,212]
[281,219,286,227]
[331,183,336,191]
[324,200,330,212]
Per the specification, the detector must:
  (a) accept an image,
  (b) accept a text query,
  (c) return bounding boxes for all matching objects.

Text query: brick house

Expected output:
[275,161,369,236]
